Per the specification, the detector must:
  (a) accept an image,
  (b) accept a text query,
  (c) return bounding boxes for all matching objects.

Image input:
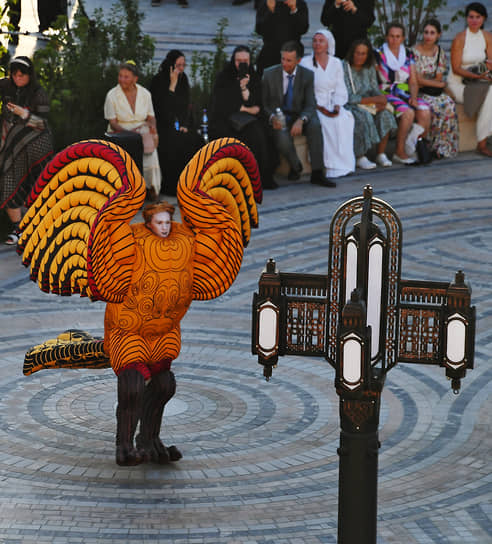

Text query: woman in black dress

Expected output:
[0,56,54,245]
[209,45,276,189]
[150,50,203,196]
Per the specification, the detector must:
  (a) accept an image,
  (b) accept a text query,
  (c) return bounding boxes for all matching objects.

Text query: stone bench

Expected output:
[456,103,477,152]
[275,135,312,176]
[275,105,477,176]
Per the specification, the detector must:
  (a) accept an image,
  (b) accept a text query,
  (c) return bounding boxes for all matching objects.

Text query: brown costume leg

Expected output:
[136,370,182,463]
[116,369,146,466]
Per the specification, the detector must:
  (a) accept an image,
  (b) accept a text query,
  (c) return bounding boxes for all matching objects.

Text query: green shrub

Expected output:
[189,17,229,117]
[371,0,461,46]
[33,0,155,151]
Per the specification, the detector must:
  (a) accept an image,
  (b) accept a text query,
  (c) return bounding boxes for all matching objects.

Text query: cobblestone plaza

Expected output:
[1,150,491,543]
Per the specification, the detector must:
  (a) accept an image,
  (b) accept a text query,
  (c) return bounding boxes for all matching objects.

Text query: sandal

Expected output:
[5,230,20,246]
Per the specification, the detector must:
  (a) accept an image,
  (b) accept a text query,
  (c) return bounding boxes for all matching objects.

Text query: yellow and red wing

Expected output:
[17,139,145,301]
[177,138,261,300]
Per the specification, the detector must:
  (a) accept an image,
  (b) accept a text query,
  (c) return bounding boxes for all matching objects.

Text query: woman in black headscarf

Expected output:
[150,50,203,195]
[209,45,276,189]
[0,56,54,245]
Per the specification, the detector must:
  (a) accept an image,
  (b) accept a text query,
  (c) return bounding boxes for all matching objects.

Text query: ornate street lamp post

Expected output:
[252,186,475,544]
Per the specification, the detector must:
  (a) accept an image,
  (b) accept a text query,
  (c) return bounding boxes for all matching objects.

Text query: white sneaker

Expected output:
[376,153,392,167]
[393,153,416,165]
[356,156,377,170]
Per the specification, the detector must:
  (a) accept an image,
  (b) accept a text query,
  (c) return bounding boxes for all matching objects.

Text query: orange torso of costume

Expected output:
[104,221,195,373]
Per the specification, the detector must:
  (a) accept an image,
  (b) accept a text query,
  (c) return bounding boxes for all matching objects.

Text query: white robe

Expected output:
[104,83,161,193]
[300,55,355,178]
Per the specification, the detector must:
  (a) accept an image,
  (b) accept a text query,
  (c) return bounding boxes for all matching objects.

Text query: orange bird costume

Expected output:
[17,137,261,465]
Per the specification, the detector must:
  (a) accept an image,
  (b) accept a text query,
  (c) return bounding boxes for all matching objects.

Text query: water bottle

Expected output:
[326,90,335,113]
[201,109,209,143]
[274,107,286,130]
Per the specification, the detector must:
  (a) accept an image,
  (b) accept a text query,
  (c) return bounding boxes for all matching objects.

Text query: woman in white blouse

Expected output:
[447,2,492,157]
[300,29,355,178]
[104,61,162,199]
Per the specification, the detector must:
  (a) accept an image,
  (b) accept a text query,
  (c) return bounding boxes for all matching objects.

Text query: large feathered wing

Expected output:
[177,137,262,300]
[17,139,146,301]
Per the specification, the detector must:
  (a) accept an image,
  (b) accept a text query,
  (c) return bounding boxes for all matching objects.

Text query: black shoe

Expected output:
[232,0,251,4]
[263,179,278,190]
[310,170,336,187]
[177,0,188,6]
[287,169,300,181]
[287,161,302,181]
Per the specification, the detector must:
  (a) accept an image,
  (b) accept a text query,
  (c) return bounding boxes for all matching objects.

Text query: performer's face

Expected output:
[148,211,172,238]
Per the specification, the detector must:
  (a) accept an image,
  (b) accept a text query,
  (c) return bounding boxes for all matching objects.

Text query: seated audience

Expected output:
[255,0,309,76]
[301,29,355,177]
[209,45,277,190]
[343,38,397,169]
[447,2,492,157]
[375,22,431,164]
[104,61,161,200]
[150,50,203,196]
[412,19,459,158]
[262,41,335,187]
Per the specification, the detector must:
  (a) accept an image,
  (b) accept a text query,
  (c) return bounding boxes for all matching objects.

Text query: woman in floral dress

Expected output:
[412,19,458,158]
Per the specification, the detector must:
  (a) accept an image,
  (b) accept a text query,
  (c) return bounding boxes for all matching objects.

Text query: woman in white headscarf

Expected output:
[300,29,355,178]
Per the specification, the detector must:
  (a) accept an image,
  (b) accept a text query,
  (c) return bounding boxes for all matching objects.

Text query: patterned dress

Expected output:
[374,47,430,115]
[412,46,458,158]
[0,79,54,209]
[343,62,397,158]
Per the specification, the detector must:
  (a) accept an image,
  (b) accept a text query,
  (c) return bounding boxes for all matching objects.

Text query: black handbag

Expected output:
[228,111,257,131]
[420,85,442,96]
[462,62,490,84]
[416,137,432,164]
[420,46,443,97]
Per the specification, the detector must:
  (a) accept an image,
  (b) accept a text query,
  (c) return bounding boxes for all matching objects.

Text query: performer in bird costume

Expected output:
[17,137,261,466]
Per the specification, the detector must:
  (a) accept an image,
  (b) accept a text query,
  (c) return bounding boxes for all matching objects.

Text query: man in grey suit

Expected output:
[262,41,336,187]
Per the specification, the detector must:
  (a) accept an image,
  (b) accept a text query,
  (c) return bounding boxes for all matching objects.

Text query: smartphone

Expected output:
[237,62,248,79]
